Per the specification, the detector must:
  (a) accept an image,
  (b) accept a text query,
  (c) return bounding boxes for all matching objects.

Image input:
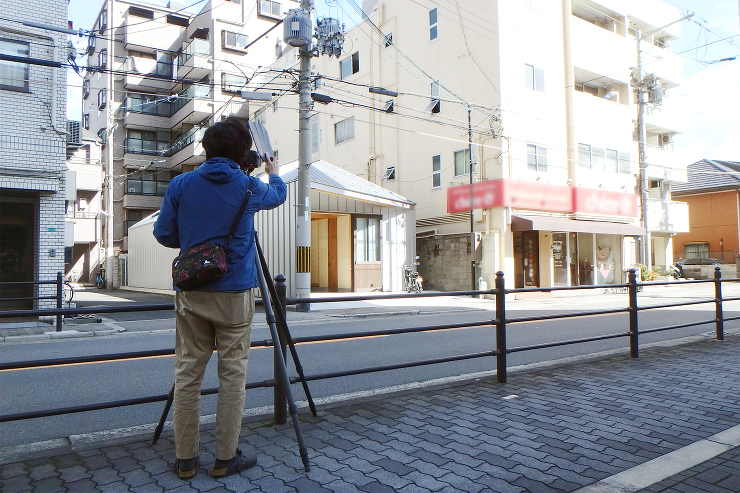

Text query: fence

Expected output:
[0,273,70,330]
[0,268,736,428]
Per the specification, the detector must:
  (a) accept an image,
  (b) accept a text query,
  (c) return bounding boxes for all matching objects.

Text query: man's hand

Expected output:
[264,154,279,176]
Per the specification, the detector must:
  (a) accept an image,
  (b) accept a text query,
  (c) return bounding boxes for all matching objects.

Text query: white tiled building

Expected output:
[0,0,69,309]
[253,0,689,291]
[83,0,297,287]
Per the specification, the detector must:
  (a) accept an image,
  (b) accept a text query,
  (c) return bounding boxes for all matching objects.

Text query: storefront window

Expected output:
[595,234,620,285]
[553,233,567,286]
[578,233,594,285]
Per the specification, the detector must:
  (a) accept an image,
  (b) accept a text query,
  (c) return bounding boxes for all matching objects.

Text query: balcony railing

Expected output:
[169,126,206,155]
[125,179,169,196]
[178,38,210,66]
[125,96,174,117]
[171,84,212,115]
[124,138,170,155]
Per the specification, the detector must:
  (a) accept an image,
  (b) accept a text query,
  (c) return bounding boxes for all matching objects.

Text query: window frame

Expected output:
[335,116,355,145]
[82,113,90,130]
[429,8,438,42]
[82,78,90,99]
[355,216,381,262]
[525,63,545,92]
[432,154,441,189]
[453,148,471,177]
[97,89,107,109]
[340,51,360,80]
[0,38,30,92]
[526,144,547,172]
[259,0,282,18]
[221,30,248,52]
[221,72,248,93]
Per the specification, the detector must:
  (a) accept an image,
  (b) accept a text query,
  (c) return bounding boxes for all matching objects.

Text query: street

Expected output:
[2,283,739,449]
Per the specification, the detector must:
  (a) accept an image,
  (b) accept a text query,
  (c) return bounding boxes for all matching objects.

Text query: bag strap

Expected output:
[226,178,253,245]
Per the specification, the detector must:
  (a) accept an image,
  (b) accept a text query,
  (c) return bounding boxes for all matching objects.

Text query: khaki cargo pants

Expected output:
[173,290,254,461]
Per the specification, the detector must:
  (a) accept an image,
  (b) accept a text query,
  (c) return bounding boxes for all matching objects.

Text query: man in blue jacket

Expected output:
[154,117,286,479]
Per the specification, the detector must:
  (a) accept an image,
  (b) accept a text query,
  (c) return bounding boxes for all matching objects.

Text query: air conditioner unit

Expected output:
[660,134,672,146]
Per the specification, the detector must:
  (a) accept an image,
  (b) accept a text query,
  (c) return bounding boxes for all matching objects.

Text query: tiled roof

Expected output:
[671,159,740,194]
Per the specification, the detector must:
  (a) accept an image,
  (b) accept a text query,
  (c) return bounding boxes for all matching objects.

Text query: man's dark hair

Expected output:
[202,116,253,163]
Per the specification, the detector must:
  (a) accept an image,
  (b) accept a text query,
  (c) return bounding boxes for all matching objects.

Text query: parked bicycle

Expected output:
[402,259,423,293]
[63,279,74,304]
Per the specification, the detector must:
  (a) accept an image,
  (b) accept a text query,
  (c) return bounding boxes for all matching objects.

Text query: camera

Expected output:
[240,149,262,175]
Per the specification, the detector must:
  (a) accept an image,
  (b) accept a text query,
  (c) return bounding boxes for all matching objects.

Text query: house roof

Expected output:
[273,160,415,209]
[672,159,740,195]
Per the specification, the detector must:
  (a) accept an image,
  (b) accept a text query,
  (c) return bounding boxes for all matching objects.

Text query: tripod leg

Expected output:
[255,235,317,417]
[255,255,310,472]
[152,382,175,445]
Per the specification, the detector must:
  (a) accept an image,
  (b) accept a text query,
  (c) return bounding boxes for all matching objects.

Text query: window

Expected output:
[82,78,90,99]
[0,39,29,91]
[221,72,248,93]
[432,154,441,188]
[98,11,108,29]
[526,145,547,172]
[259,0,281,17]
[356,217,380,262]
[381,166,395,180]
[98,48,107,69]
[222,30,248,51]
[618,152,630,174]
[454,148,471,176]
[335,117,354,145]
[125,171,172,197]
[429,8,438,41]
[272,99,278,112]
[125,130,171,154]
[605,149,618,173]
[575,81,599,96]
[125,210,151,231]
[384,33,393,47]
[525,64,545,92]
[255,109,266,124]
[340,51,359,80]
[97,89,107,109]
[126,93,173,116]
[578,143,591,168]
[426,80,441,113]
[82,113,90,130]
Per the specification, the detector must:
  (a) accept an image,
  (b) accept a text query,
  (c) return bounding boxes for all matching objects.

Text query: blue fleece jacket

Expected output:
[153,157,287,291]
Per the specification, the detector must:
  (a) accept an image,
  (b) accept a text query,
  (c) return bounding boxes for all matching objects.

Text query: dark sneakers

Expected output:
[174,456,199,480]
[210,449,258,477]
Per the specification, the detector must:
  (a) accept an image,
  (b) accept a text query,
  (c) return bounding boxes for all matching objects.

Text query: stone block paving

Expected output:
[1,334,739,492]
[636,445,740,493]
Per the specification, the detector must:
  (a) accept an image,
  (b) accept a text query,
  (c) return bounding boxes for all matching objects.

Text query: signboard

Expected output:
[447,178,638,217]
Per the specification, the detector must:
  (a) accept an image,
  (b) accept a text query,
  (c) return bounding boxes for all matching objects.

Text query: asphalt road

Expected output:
[3,284,740,448]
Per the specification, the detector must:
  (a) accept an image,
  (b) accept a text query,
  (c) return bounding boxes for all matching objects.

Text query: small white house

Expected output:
[126,160,415,296]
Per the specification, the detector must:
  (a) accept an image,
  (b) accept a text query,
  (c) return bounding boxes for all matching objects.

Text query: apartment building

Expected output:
[83,0,296,287]
[65,121,104,284]
[0,0,69,310]
[254,0,689,291]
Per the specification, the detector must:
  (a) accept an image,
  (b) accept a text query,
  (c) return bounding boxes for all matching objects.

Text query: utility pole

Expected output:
[105,0,115,289]
[468,106,475,293]
[634,13,693,271]
[295,0,313,311]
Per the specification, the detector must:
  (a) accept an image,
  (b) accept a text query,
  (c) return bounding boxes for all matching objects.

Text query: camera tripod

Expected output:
[152,233,315,472]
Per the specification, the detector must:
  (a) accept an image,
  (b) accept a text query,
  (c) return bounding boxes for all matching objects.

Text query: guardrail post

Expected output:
[714,267,724,341]
[56,272,63,332]
[495,271,507,383]
[628,268,638,358]
[274,274,288,424]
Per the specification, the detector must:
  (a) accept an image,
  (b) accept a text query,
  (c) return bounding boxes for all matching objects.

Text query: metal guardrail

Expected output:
[0,273,73,331]
[0,268,734,425]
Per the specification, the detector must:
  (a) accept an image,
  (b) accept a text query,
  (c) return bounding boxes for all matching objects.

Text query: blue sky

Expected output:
[65,0,740,163]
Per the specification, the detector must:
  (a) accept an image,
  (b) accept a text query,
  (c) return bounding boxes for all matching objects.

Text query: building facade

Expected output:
[82,0,297,287]
[254,0,689,291]
[0,0,69,310]
[65,120,105,284]
[672,159,740,264]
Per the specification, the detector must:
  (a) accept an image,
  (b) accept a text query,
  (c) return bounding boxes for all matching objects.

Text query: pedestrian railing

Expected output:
[0,273,74,331]
[0,268,736,428]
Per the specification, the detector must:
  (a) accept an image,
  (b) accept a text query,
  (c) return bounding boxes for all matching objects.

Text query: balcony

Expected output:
[124,57,176,92]
[573,91,632,143]
[66,212,100,243]
[647,198,689,233]
[123,194,165,210]
[641,45,683,87]
[170,85,212,130]
[571,17,630,85]
[124,138,170,156]
[67,163,103,191]
[177,38,211,80]
[167,126,206,168]
[125,18,183,54]
[644,145,687,184]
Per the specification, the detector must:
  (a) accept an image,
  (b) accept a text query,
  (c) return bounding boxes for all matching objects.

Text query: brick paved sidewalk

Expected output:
[2,334,739,493]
